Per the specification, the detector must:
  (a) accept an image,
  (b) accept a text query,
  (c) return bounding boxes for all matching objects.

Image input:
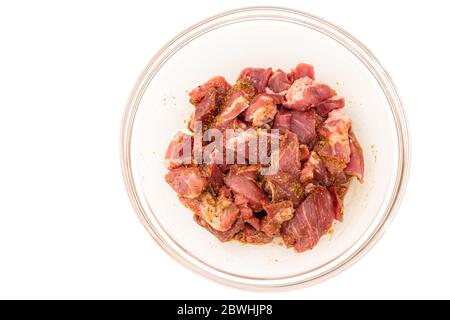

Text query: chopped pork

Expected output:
[164,63,364,251]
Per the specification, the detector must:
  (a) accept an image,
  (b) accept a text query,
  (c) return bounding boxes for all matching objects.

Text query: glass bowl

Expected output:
[120,6,410,289]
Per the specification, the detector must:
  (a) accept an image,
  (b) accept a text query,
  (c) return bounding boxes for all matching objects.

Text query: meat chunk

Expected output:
[284,78,335,111]
[238,67,272,93]
[272,109,292,133]
[288,63,315,81]
[237,224,273,244]
[194,214,244,242]
[189,76,231,105]
[317,109,352,175]
[329,184,344,221]
[165,167,207,199]
[261,201,294,237]
[190,90,216,129]
[267,69,292,94]
[290,110,317,145]
[317,96,345,117]
[344,133,364,182]
[232,77,257,100]
[165,132,193,169]
[300,151,328,185]
[263,173,303,207]
[281,186,335,252]
[202,163,224,193]
[215,92,250,125]
[244,94,277,127]
[180,191,240,231]
[278,130,302,175]
[224,165,268,210]
[239,206,261,231]
[261,130,304,205]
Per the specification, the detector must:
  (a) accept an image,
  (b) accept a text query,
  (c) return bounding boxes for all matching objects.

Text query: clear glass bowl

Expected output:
[120,7,410,289]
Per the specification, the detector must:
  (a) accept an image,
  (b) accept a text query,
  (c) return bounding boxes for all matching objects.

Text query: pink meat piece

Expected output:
[165,132,193,169]
[261,201,295,237]
[239,206,261,231]
[267,69,292,94]
[290,110,317,145]
[234,194,261,230]
[188,90,216,131]
[224,165,268,210]
[281,186,335,252]
[202,164,224,193]
[278,130,302,175]
[329,184,344,222]
[344,133,364,182]
[272,109,292,134]
[219,204,241,231]
[317,109,352,175]
[238,67,273,93]
[165,167,207,199]
[180,191,240,232]
[317,96,345,117]
[262,173,303,207]
[284,77,335,111]
[194,214,243,242]
[244,94,277,127]
[189,76,231,105]
[215,92,250,125]
[300,151,328,185]
[288,63,315,81]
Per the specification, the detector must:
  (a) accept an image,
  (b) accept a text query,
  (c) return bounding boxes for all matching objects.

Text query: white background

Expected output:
[0,0,449,300]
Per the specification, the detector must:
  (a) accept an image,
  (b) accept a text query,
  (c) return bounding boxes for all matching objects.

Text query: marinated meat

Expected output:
[165,63,364,253]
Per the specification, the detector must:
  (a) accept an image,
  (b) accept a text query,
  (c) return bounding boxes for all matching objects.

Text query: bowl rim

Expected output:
[120,6,411,290]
